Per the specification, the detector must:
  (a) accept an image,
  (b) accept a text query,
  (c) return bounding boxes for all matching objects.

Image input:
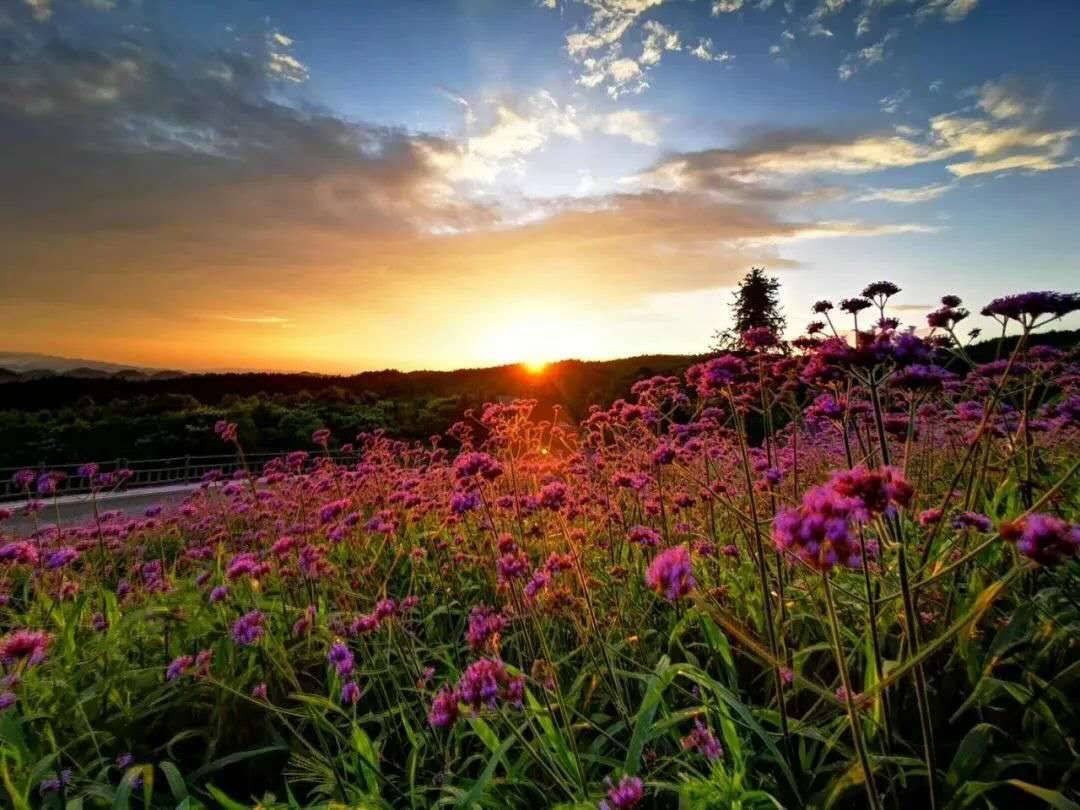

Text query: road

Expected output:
[2,484,199,537]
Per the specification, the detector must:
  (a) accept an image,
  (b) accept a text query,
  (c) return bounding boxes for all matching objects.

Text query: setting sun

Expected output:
[523,360,548,374]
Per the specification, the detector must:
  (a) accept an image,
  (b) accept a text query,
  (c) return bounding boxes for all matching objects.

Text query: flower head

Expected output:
[0,630,52,666]
[645,545,696,602]
[999,514,1079,566]
[231,610,266,646]
[600,775,644,810]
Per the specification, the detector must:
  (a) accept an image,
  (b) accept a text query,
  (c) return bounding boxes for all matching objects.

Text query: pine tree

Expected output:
[709,267,786,351]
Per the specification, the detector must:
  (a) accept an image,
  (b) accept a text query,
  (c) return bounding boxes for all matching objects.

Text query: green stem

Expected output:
[822,574,883,810]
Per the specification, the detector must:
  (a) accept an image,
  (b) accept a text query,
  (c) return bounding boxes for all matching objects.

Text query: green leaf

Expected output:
[206,784,252,810]
[1006,780,1080,810]
[158,760,189,801]
[946,723,995,788]
[624,655,672,776]
[455,731,515,808]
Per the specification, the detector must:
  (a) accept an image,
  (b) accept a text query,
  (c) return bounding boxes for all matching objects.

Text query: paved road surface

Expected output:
[2,484,199,537]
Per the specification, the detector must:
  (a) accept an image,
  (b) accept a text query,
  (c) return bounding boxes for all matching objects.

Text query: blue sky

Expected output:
[1,0,1077,371]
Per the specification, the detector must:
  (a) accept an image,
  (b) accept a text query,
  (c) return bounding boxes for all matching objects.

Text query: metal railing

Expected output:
[0,452,348,502]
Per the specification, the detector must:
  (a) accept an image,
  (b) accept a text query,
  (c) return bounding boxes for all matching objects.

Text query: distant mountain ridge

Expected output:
[0,352,188,380]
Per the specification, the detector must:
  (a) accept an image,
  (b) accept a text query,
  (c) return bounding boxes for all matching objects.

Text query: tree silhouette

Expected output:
[710,267,786,351]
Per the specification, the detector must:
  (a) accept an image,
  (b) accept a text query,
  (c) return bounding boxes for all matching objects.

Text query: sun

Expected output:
[523,359,548,375]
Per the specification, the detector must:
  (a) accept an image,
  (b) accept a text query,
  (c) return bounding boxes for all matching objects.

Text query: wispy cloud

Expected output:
[855,183,952,203]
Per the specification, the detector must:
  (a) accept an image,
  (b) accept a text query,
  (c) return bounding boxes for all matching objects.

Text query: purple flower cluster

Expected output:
[466,604,507,651]
[1000,514,1079,566]
[774,467,913,572]
[645,545,696,602]
[600,775,644,809]
[0,629,52,666]
[231,610,266,645]
[681,718,724,761]
[428,657,525,728]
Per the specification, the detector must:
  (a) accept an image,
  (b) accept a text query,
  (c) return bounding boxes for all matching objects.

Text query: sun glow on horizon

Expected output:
[475,307,614,370]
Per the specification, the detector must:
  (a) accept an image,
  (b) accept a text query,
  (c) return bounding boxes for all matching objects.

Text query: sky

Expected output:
[1,0,1078,373]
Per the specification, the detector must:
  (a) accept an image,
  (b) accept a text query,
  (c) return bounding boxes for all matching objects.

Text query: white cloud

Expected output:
[917,0,979,22]
[588,108,661,145]
[855,183,952,203]
[879,89,910,114]
[690,37,734,63]
[439,92,660,182]
[838,30,896,79]
[638,84,1077,191]
[929,79,944,93]
[267,31,308,82]
[563,0,666,56]
[712,0,744,12]
[976,79,1034,120]
[640,20,680,66]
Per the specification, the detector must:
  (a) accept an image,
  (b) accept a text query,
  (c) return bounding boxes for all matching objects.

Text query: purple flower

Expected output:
[600,775,644,810]
[341,680,361,705]
[208,585,229,604]
[214,420,238,442]
[455,658,525,715]
[539,481,568,510]
[0,541,39,565]
[466,605,507,650]
[0,629,52,666]
[39,770,72,796]
[981,291,1080,323]
[166,655,193,681]
[450,490,481,515]
[1000,514,1079,566]
[952,512,992,532]
[682,719,724,761]
[453,452,504,484]
[628,525,661,548]
[318,499,349,525]
[428,687,459,728]
[645,546,696,602]
[0,692,16,711]
[252,683,268,701]
[231,610,266,646]
[12,469,36,491]
[327,642,355,677]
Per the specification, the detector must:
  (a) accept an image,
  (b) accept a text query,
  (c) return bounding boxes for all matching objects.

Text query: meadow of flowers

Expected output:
[1,285,1078,809]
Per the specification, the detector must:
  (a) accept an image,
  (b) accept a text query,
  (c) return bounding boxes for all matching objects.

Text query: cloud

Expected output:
[917,0,979,23]
[636,86,1077,190]
[563,0,666,56]
[267,30,308,82]
[640,20,680,66]
[855,183,952,203]
[588,108,661,145]
[712,0,744,12]
[432,91,659,181]
[690,37,734,63]
[976,79,1037,120]
[879,89,910,114]
[838,31,897,80]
